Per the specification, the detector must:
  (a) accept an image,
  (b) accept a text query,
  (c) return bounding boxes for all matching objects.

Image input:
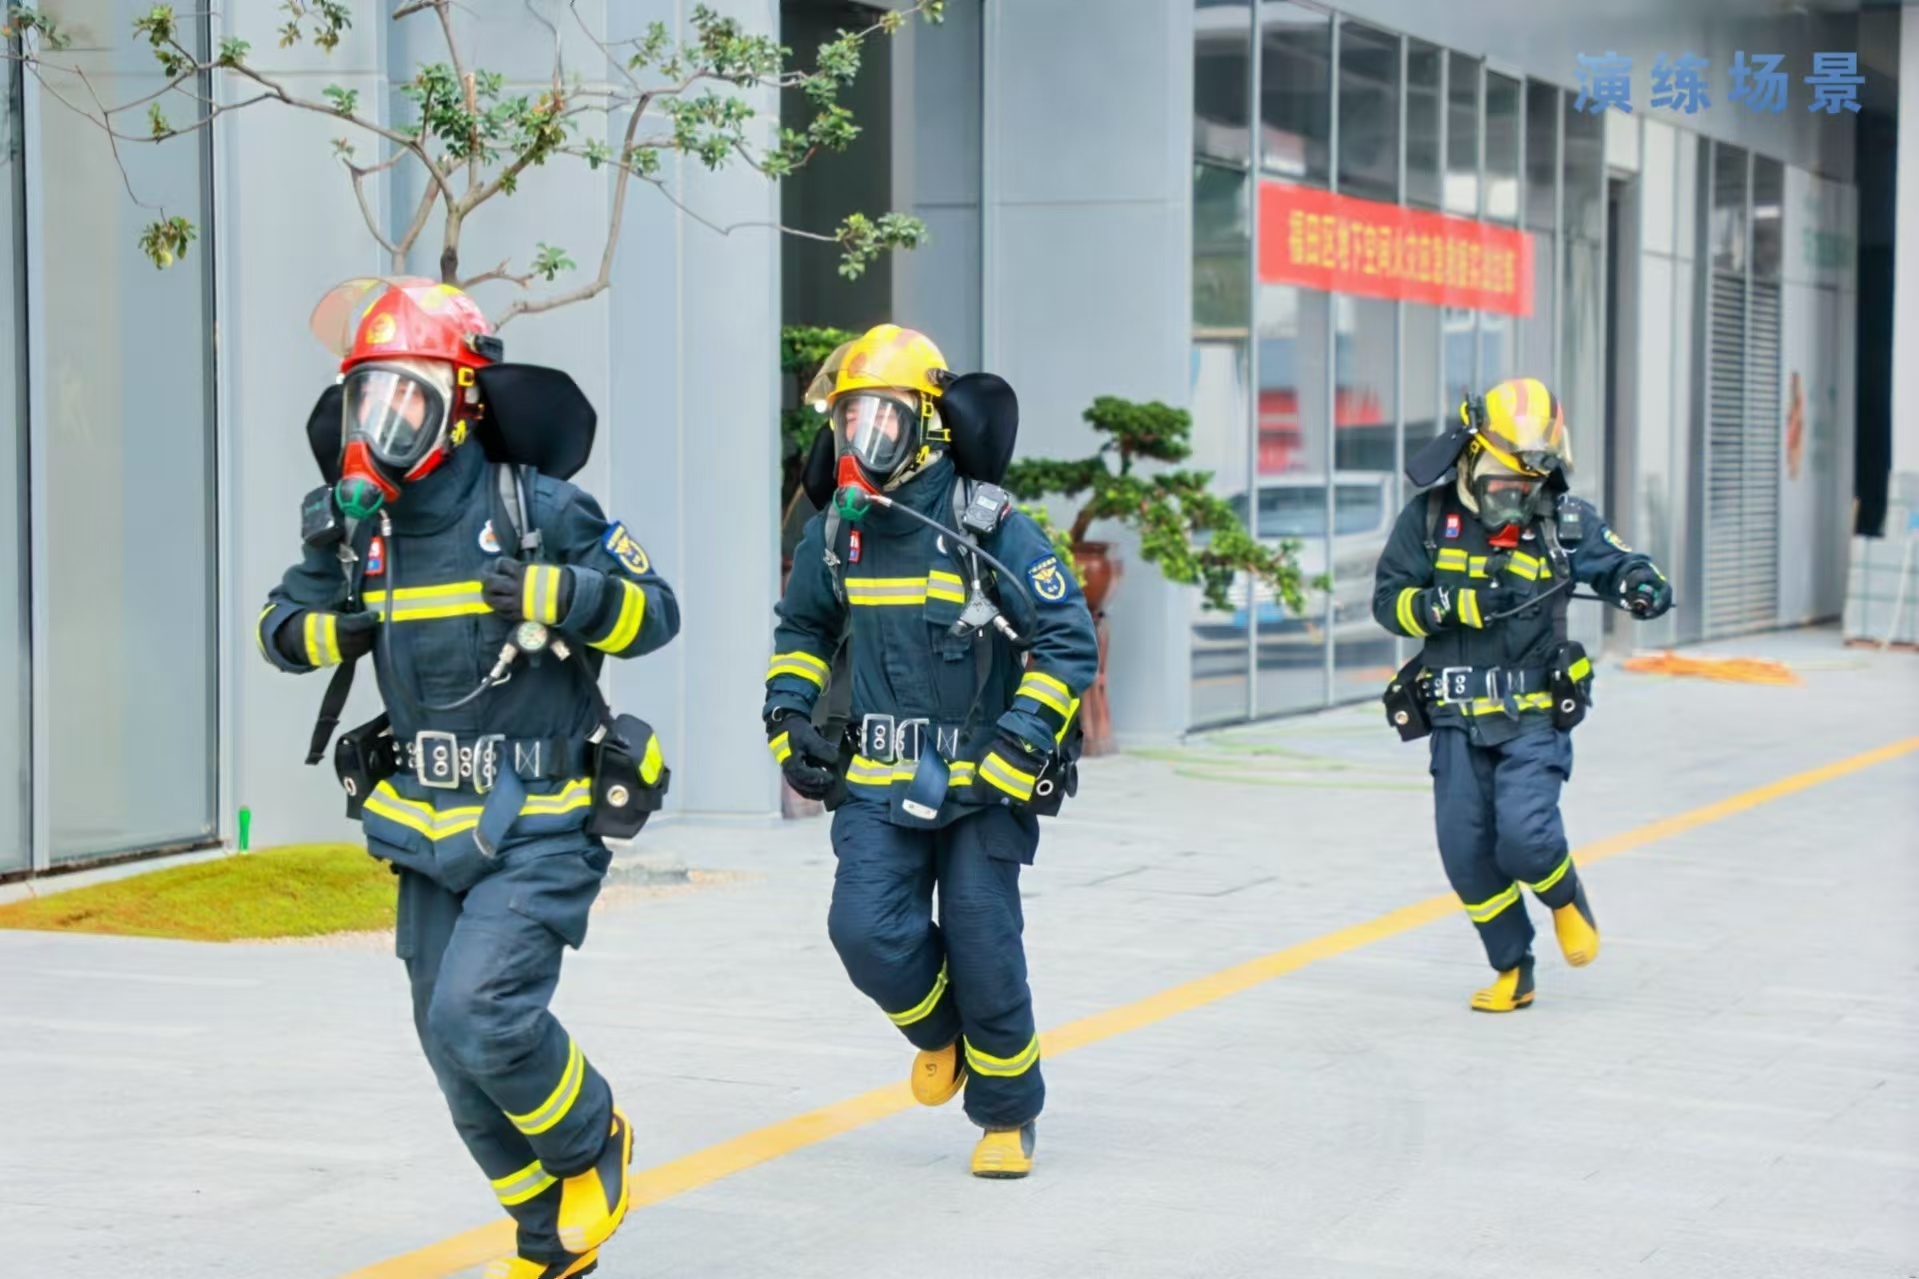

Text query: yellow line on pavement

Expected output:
[342,736,1919,1279]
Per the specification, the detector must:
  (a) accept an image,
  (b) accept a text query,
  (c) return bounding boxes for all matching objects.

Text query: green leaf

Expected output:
[3,7,75,52]
[147,102,171,138]
[531,242,575,281]
[322,84,358,116]
[137,214,196,269]
[216,36,250,66]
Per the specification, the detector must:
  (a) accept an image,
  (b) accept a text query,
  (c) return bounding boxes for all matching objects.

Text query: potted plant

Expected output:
[1003,396,1311,754]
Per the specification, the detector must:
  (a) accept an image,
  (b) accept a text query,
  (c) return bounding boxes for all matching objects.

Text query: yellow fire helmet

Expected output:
[808,324,955,492]
[1460,377,1571,527]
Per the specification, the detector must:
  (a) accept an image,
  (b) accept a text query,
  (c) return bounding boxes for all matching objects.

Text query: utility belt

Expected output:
[839,712,1079,820]
[849,714,966,766]
[1382,642,1592,741]
[334,713,669,841]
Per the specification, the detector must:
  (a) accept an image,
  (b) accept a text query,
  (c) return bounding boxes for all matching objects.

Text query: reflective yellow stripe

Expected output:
[1529,856,1573,896]
[1463,884,1521,923]
[766,650,830,684]
[886,964,949,1027]
[303,612,324,667]
[964,1034,1040,1078]
[1016,671,1073,718]
[1461,691,1554,717]
[1459,588,1483,628]
[1568,657,1591,682]
[593,580,647,653]
[490,1158,557,1207]
[845,576,935,606]
[507,1038,585,1136]
[1395,587,1428,638]
[1467,555,1489,579]
[1508,552,1545,581]
[1055,697,1082,746]
[255,604,275,657]
[520,780,594,816]
[320,613,341,666]
[360,779,593,840]
[638,734,665,785]
[845,756,978,788]
[770,731,792,763]
[979,751,1037,801]
[363,580,488,622]
[927,570,966,604]
[1436,548,1469,572]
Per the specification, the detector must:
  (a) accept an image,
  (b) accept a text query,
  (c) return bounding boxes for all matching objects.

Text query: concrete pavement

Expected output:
[0,627,1914,1278]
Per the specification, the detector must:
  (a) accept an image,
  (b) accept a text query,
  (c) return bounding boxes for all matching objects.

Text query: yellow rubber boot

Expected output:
[483,1251,599,1279]
[1553,885,1600,968]
[911,1041,965,1107]
[970,1121,1036,1179]
[1471,956,1536,1013]
[556,1106,634,1257]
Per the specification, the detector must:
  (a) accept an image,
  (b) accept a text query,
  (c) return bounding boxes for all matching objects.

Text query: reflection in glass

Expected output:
[1,52,26,870]
[1189,341,1253,727]
[1445,52,1480,215]
[1479,311,1512,387]
[1484,72,1520,223]
[1560,241,1604,486]
[1562,96,1605,241]
[1711,144,1748,274]
[1405,41,1442,208]
[1332,297,1397,702]
[1260,2,1331,185]
[1403,303,1440,445]
[1194,0,1253,169]
[1336,21,1400,202]
[1512,231,1555,386]
[40,0,218,860]
[1752,154,1782,281]
[1254,284,1329,715]
[1194,164,1251,330]
[1443,306,1478,408]
[1524,79,1558,231]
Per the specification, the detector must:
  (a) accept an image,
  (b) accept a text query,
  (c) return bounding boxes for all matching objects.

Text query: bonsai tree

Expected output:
[2,1,941,315]
[1003,395,1312,615]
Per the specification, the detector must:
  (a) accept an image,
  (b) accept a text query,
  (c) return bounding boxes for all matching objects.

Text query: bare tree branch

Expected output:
[460,257,537,290]
[394,159,444,264]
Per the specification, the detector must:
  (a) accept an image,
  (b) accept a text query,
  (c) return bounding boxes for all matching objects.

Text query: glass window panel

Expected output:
[1189,340,1253,727]
[1560,240,1604,482]
[0,51,26,872]
[1260,3,1331,185]
[1524,79,1558,231]
[1336,21,1399,202]
[1562,95,1605,241]
[1254,284,1328,715]
[1194,163,1251,331]
[1332,296,1396,702]
[1752,154,1783,281]
[39,0,217,861]
[1511,231,1556,385]
[1445,52,1480,216]
[1403,302,1440,446]
[1710,143,1748,275]
[1443,305,1478,407]
[1479,311,1512,386]
[1194,0,1253,169]
[1405,41,1442,208]
[1484,72,1520,223]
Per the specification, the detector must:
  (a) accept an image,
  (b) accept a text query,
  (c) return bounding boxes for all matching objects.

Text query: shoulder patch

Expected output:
[603,522,651,575]
[1603,528,1632,552]
[1025,553,1077,605]
[1444,513,1462,540]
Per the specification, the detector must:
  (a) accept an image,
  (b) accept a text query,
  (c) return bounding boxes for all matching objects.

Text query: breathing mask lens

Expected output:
[832,392,919,480]
[341,365,449,470]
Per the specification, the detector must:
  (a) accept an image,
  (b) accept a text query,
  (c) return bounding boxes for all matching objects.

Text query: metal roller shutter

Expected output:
[1702,274,1781,635]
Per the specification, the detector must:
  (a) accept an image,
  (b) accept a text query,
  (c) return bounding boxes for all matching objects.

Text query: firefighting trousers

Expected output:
[827,800,1044,1129]
[395,848,614,1263]
[1429,726,1584,972]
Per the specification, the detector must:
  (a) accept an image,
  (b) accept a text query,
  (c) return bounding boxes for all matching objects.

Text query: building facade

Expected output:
[0,0,1883,875]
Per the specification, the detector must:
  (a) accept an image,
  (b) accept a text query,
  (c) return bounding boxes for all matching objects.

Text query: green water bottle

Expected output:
[238,806,252,853]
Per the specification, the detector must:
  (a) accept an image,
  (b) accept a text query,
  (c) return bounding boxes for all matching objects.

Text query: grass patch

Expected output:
[0,844,396,942]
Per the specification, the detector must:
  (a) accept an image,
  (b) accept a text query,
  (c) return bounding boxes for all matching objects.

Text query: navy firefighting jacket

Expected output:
[763,455,1098,827]
[259,441,679,887]
[1372,482,1658,745]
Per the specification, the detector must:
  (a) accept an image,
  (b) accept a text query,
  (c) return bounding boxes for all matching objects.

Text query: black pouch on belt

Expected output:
[1548,640,1593,730]
[334,714,398,819]
[1381,654,1432,742]
[585,714,671,840]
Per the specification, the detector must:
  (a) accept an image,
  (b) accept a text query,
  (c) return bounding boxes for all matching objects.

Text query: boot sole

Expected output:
[1470,992,1535,1013]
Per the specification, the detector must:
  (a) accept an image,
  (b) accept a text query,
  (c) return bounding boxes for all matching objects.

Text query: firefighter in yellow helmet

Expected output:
[763,324,1098,1176]
[1374,377,1672,1011]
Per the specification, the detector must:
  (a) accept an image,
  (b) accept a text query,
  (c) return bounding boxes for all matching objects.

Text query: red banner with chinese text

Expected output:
[1258,182,1534,317]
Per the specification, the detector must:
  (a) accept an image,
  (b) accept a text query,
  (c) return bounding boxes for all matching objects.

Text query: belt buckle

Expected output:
[414,730,460,790]
[1439,667,1472,703]
[861,713,897,764]
[895,718,929,765]
[471,734,506,794]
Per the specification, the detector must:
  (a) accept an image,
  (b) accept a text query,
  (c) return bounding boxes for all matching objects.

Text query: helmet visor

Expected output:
[342,364,448,468]
[832,391,919,477]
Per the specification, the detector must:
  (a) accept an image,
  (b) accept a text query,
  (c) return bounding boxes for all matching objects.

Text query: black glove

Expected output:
[481,557,575,626]
[971,731,1050,809]
[769,712,839,801]
[1409,583,1521,632]
[1618,564,1673,619]
[274,609,378,668]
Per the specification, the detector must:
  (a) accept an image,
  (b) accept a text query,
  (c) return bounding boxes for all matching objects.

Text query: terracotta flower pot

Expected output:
[1070,541,1118,758]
